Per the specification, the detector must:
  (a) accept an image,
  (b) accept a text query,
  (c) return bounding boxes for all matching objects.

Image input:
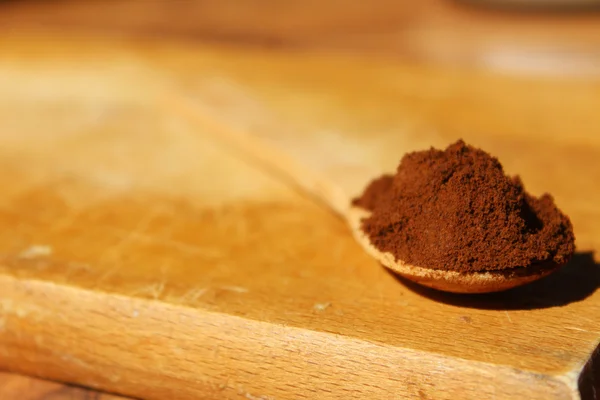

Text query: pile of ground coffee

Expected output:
[352,140,575,273]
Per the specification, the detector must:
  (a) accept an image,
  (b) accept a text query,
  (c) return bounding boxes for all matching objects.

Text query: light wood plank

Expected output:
[0,34,598,399]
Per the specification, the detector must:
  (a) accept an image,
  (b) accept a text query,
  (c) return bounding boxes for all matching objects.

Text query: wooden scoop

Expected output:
[165,93,563,294]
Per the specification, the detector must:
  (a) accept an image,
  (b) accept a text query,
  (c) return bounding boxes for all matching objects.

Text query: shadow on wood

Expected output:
[393,251,600,310]
[0,371,130,400]
[579,343,600,400]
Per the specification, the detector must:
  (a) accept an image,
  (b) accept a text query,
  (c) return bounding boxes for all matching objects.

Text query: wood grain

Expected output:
[0,371,129,400]
[0,33,599,399]
[1,0,600,74]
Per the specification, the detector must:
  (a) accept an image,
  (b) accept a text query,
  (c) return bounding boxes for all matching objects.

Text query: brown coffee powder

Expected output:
[353,140,575,273]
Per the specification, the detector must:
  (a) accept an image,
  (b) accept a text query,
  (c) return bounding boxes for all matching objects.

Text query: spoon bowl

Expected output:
[346,207,563,293]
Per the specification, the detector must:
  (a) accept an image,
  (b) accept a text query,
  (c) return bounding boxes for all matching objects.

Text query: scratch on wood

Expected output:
[63,262,92,280]
[245,393,268,400]
[104,226,224,258]
[98,206,165,263]
[314,302,331,312]
[219,286,249,294]
[129,282,166,300]
[94,265,121,287]
[18,245,52,259]
[565,326,592,333]
[149,281,166,300]
[180,287,208,303]
[230,377,276,400]
[60,353,93,370]
[504,311,513,323]
[237,384,273,400]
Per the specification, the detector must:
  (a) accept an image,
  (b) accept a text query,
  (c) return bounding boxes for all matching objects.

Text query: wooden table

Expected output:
[2,0,600,74]
[1,1,600,399]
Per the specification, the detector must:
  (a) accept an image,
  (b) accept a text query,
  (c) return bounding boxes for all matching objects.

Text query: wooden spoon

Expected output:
[165,93,563,294]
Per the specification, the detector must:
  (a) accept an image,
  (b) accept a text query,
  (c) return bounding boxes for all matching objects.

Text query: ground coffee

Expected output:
[353,140,575,273]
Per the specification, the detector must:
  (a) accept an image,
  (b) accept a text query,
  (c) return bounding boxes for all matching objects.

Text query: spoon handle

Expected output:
[165,90,379,217]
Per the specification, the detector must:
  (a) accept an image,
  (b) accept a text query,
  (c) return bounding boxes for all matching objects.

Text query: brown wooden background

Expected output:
[1,0,600,398]
[2,0,600,74]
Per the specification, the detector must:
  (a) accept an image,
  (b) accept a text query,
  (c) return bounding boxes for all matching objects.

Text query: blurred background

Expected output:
[1,0,600,75]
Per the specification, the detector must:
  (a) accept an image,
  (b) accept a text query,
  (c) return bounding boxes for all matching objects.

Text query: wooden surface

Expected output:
[0,371,128,400]
[2,0,600,75]
[2,2,600,398]
[0,32,599,399]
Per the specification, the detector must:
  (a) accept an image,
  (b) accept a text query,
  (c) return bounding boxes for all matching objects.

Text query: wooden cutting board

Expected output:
[0,33,599,400]
[0,371,127,400]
